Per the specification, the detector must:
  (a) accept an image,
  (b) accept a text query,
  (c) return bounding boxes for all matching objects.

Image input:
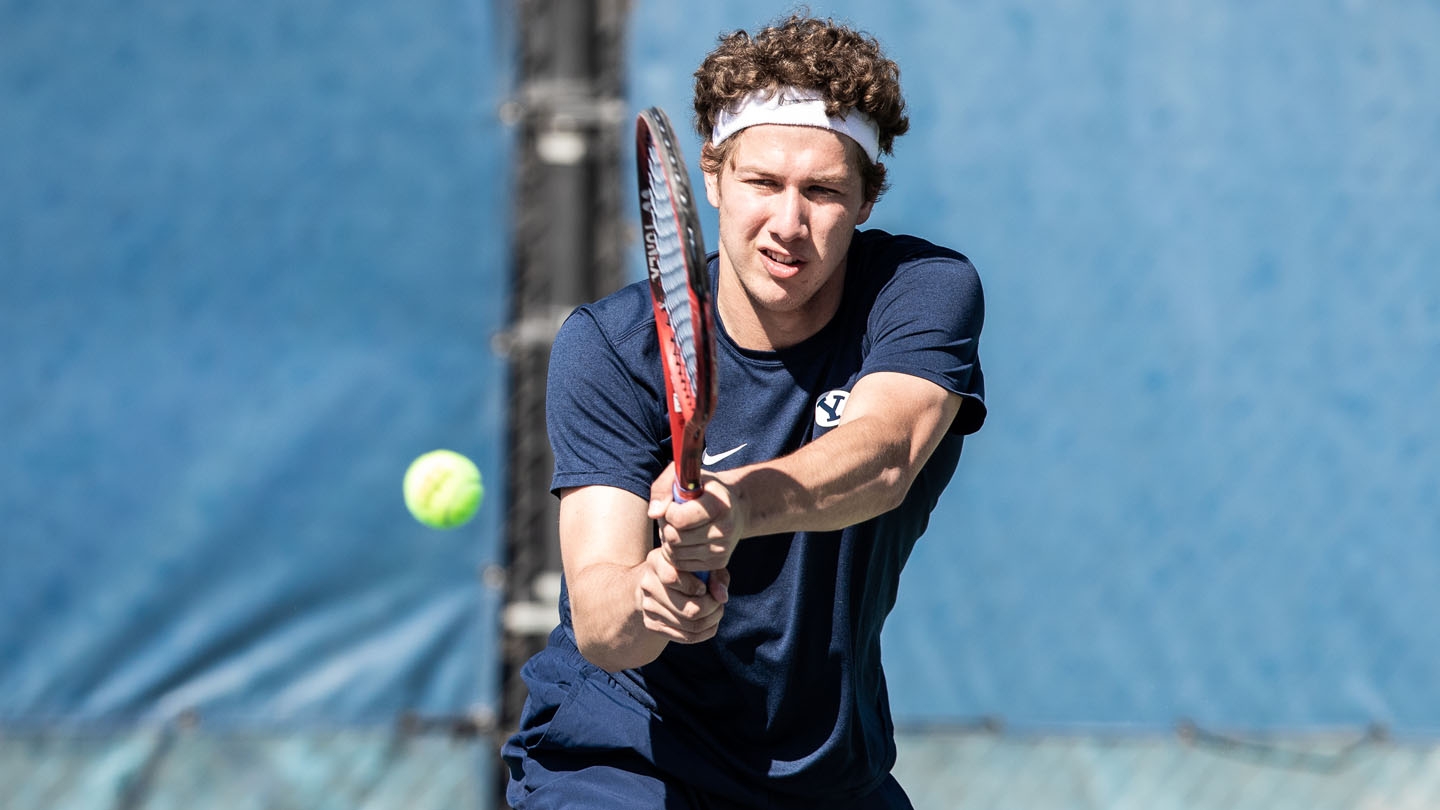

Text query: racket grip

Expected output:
[672,480,711,584]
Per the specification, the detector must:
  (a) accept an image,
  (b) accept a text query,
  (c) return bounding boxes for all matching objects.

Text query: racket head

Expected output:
[635,107,716,501]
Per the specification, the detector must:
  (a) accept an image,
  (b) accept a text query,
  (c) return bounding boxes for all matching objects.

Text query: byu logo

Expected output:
[814,390,849,428]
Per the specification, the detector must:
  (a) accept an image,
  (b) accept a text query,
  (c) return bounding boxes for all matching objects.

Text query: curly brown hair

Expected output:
[692,14,909,204]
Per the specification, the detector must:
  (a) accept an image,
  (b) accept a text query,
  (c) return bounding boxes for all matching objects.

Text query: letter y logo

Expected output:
[815,390,849,428]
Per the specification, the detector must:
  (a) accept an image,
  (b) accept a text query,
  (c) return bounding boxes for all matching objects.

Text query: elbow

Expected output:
[875,437,926,512]
[873,464,911,514]
[572,621,662,673]
[865,428,926,515]
[576,642,619,672]
[575,634,635,673]
[572,622,620,671]
[565,564,666,672]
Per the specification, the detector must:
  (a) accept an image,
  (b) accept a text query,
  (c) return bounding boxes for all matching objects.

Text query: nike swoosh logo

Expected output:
[701,443,747,466]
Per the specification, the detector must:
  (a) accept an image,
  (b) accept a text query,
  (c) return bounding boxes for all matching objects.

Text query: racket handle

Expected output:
[672,480,711,584]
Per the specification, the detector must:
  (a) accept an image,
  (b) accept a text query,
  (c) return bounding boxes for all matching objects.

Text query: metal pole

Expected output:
[495,1,629,805]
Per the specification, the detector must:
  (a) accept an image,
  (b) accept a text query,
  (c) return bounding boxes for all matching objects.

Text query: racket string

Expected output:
[645,143,701,395]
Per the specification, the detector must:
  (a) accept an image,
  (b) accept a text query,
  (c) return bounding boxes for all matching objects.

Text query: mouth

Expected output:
[760,248,804,278]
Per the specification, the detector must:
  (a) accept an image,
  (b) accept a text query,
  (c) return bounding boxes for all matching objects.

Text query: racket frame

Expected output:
[635,107,717,504]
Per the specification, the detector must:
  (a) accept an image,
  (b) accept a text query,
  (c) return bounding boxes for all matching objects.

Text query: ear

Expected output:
[857,199,874,225]
[703,168,721,208]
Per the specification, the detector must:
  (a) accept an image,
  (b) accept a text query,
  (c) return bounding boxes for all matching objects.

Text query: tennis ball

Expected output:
[403,449,483,529]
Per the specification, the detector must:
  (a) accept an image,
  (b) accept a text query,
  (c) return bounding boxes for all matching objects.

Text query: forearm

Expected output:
[718,373,962,538]
[720,414,912,536]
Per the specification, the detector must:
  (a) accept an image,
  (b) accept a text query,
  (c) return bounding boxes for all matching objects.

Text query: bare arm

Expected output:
[558,485,730,672]
[651,371,962,572]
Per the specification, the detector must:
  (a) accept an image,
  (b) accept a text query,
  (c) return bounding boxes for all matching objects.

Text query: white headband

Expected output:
[711,86,881,163]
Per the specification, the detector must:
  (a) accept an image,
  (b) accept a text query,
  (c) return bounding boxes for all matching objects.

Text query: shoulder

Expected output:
[846,229,983,318]
[552,279,658,364]
[850,229,975,272]
[547,279,668,418]
[849,229,980,296]
[545,280,671,497]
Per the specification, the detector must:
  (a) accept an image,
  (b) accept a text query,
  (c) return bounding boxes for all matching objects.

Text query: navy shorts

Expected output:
[501,632,914,810]
[504,756,912,810]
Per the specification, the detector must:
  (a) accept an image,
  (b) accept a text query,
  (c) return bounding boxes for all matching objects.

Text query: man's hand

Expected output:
[648,464,746,592]
[560,484,727,670]
[634,545,731,643]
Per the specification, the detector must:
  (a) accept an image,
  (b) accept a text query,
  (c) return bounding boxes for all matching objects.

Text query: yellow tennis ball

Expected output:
[403,450,483,529]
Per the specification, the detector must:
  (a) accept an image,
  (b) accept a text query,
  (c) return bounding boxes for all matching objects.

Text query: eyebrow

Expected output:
[730,162,855,188]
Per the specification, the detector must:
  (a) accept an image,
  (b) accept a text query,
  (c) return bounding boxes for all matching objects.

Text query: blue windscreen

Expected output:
[1,0,511,727]
[630,1,1440,733]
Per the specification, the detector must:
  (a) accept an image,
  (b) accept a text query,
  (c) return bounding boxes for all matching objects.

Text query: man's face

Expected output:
[704,124,874,350]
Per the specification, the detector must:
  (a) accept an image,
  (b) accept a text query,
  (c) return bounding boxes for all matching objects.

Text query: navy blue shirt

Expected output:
[512,229,985,806]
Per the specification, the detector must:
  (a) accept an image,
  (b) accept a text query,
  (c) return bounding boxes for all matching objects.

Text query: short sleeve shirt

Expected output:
[536,228,985,805]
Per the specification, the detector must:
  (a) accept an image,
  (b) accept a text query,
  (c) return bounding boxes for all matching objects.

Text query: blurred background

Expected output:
[3,1,1438,808]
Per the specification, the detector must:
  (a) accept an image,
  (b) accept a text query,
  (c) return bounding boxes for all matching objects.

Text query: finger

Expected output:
[644,553,723,618]
[662,492,721,531]
[659,523,733,566]
[645,596,725,634]
[638,586,724,640]
[671,523,736,549]
[647,547,706,598]
[640,607,722,643]
[708,568,731,603]
[667,482,742,540]
[660,588,722,623]
[658,507,728,547]
[667,537,736,572]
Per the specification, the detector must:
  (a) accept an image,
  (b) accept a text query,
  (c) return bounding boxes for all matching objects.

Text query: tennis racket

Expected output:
[636,107,717,581]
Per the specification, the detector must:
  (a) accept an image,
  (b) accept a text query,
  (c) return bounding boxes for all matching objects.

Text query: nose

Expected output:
[768,188,809,243]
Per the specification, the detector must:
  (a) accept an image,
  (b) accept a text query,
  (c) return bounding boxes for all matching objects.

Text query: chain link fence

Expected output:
[10,724,1437,810]
[1,726,491,810]
[892,724,1440,810]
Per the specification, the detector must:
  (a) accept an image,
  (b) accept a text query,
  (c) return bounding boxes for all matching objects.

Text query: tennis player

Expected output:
[503,14,986,809]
